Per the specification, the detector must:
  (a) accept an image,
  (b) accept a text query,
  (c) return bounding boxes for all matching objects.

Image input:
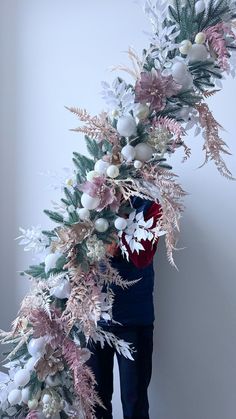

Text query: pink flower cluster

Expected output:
[134,69,181,112]
[78,175,120,211]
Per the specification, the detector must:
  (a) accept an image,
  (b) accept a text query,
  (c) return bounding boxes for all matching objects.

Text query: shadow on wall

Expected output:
[149,213,236,419]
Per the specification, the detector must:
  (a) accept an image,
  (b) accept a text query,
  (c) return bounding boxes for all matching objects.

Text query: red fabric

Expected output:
[121,202,162,269]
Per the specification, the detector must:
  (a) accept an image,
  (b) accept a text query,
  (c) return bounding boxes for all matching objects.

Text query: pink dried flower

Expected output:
[26,411,38,419]
[78,175,117,211]
[204,22,236,71]
[134,69,181,112]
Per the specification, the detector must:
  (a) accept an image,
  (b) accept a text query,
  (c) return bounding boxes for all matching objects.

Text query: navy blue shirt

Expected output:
[99,197,156,327]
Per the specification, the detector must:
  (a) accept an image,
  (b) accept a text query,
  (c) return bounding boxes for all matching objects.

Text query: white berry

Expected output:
[94,218,109,233]
[195,32,206,44]
[106,165,120,178]
[134,103,149,120]
[114,217,127,230]
[134,160,143,169]
[179,40,192,55]
[28,398,39,410]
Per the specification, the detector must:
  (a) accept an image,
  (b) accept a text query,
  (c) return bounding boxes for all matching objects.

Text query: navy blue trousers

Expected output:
[86,324,154,419]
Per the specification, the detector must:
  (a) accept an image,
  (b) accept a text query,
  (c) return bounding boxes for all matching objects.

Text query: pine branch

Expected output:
[44,209,64,224]
[85,135,103,159]
[64,186,78,207]
[24,263,47,279]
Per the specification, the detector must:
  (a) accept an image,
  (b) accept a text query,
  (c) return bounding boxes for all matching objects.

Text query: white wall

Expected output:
[0,1,236,418]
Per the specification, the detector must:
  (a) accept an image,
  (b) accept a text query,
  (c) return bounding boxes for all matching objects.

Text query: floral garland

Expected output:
[1,0,236,418]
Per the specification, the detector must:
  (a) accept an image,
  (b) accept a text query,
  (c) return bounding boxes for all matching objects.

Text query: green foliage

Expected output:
[189,60,222,91]
[28,371,42,399]
[119,163,136,179]
[170,90,202,107]
[198,0,231,31]
[76,242,90,272]
[44,209,64,224]
[6,343,28,362]
[64,211,80,226]
[85,135,103,159]
[54,254,67,272]
[169,0,199,42]
[95,228,116,244]
[168,0,233,43]
[24,263,47,279]
[42,229,57,239]
[102,139,113,154]
[63,187,80,208]
[72,152,94,180]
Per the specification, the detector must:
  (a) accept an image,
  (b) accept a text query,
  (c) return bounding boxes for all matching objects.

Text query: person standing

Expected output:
[87,197,162,419]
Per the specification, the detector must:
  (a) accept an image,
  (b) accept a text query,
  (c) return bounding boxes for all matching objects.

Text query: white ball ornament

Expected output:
[28,337,46,357]
[94,218,109,233]
[14,368,31,387]
[8,389,22,405]
[106,165,119,178]
[44,252,62,274]
[195,0,205,14]
[22,387,41,404]
[78,208,90,220]
[134,160,143,169]
[52,281,71,299]
[188,44,208,62]
[121,144,136,162]
[81,193,100,210]
[25,356,38,371]
[180,72,194,91]
[134,143,153,162]
[21,387,30,404]
[114,217,127,231]
[171,61,188,84]
[86,170,99,181]
[117,115,137,137]
[94,159,110,175]
[179,40,192,55]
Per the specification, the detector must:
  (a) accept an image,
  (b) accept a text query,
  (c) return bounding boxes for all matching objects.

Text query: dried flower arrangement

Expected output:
[0,0,235,417]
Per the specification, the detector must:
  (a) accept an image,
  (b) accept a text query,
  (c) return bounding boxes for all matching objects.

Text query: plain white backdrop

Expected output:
[0,1,236,418]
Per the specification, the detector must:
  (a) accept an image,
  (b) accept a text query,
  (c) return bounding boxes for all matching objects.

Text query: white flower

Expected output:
[39,167,77,192]
[100,78,135,116]
[15,225,49,254]
[143,1,180,69]
[118,209,165,259]
[87,235,106,262]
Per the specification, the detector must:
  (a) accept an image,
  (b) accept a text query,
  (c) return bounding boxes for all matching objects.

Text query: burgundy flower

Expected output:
[135,69,181,112]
